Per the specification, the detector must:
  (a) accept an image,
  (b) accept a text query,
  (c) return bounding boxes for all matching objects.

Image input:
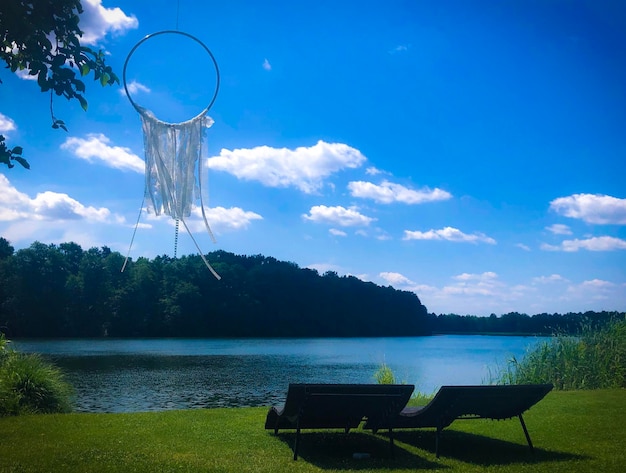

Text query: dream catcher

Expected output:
[121,30,221,279]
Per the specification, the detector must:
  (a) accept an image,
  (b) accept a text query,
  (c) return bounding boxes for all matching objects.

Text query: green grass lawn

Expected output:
[1,389,624,473]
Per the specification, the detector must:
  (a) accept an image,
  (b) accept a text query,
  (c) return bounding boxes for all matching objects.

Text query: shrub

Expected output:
[0,336,74,416]
[495,318,626,389]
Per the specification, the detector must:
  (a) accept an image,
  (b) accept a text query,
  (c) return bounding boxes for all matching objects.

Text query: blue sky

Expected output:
[1,0,625,316]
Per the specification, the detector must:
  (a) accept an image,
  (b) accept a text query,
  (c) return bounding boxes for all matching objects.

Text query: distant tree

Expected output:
[0,0,119,169]
[0,238,14,259]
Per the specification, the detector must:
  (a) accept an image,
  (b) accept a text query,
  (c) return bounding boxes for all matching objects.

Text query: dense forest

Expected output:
[0,239,622,339]
[428,311,623,335]
[0,239,430,338]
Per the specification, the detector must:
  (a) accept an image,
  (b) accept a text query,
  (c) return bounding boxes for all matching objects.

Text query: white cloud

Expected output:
[403,226,496,244]
[365,166,386,175]
[329,228,347,237]
[79,0,138,45]
[0,113,17,136]
[61,134,144,173]
[546,223,572,235]
[15,69,38,81]
[389,44,409,54]
[379,271,414,286]
[262,58,272,71]
[374,266,625,316]
[306,263,343,275]
[550,193,626,224]
[181,206,262,234]
[348,180,452,204]
[566,279,619,302]
[541,236,626,252]
[208,140,366,194]
[454,272,498,282]
[302,205,375,227]
[532,274,568,284]
[436,272,505,299]
[0,174,119,224]
[121,80,151,96]
[516,243,531,251]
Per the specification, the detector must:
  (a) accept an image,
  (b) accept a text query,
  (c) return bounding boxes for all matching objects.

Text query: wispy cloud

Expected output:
[329,228,347,237]
[208,140,366,194]
[550,193,626,224]
[389,44,410,54]
[348,180,452,204]
[541,236,626,252]
[546,223,572,235]
[79,0,138,45]
[302,205,375,227]
[365,166,386,176]
[262,58,272,71]
[403,226,496,244]
[61,134,144,173]
[532,274,568,284]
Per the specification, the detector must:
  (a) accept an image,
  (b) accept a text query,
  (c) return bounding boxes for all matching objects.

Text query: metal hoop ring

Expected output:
[122,30,220,121]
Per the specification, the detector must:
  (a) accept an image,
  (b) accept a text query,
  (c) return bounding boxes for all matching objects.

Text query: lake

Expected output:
[12,335,547,413]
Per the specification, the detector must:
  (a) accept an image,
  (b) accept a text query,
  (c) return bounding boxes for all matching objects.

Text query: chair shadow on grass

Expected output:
[271,431,443,470]
[385,429,588,466]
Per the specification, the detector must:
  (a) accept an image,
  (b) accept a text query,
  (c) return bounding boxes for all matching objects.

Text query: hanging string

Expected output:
[121,194,146,272]
[174,218,180,258]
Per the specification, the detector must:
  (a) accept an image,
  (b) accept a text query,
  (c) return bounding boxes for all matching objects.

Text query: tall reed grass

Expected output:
[0,333,74,415]
[373,362,397,384]
[493,318,626,390]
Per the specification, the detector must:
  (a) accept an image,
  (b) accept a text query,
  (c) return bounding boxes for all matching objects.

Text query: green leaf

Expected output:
[99,72,109,86]
[13,156,30,169]
[77,94,88,111]
[11,146,23,155]
[80,63,90,76]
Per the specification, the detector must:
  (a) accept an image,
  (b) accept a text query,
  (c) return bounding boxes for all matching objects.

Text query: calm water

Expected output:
[13,335,547,413]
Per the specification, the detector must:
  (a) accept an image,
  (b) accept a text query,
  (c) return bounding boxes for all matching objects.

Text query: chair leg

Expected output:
[435,425,442,458]
[388,428,395,458]
[293,427,300,460]
[518,414,534,453]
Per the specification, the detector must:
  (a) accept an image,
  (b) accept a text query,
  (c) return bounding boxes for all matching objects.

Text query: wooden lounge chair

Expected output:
[265,383,414,460]
[364,383,553,458]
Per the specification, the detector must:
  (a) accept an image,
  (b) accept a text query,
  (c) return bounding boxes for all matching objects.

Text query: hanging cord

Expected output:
[180,218,221,279]
[121,193,146,272]
[174,219,180,257]
[169,121,180,259]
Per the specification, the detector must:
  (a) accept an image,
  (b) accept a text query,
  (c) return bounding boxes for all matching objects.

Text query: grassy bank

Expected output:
[1,389,624,472]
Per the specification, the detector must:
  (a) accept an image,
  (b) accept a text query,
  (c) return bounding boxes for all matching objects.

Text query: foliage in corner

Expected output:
[0,135,29,169]
[0,0,120,169]
[0,333,74,416]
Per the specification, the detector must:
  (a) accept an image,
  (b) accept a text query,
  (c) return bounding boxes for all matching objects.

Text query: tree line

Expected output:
[0,238,622,339]
[428,311,624,335]
[0,239,430,338]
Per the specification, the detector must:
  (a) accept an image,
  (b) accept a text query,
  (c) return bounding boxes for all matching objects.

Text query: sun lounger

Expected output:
[265,383,414,460]
[364,383,553,458]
